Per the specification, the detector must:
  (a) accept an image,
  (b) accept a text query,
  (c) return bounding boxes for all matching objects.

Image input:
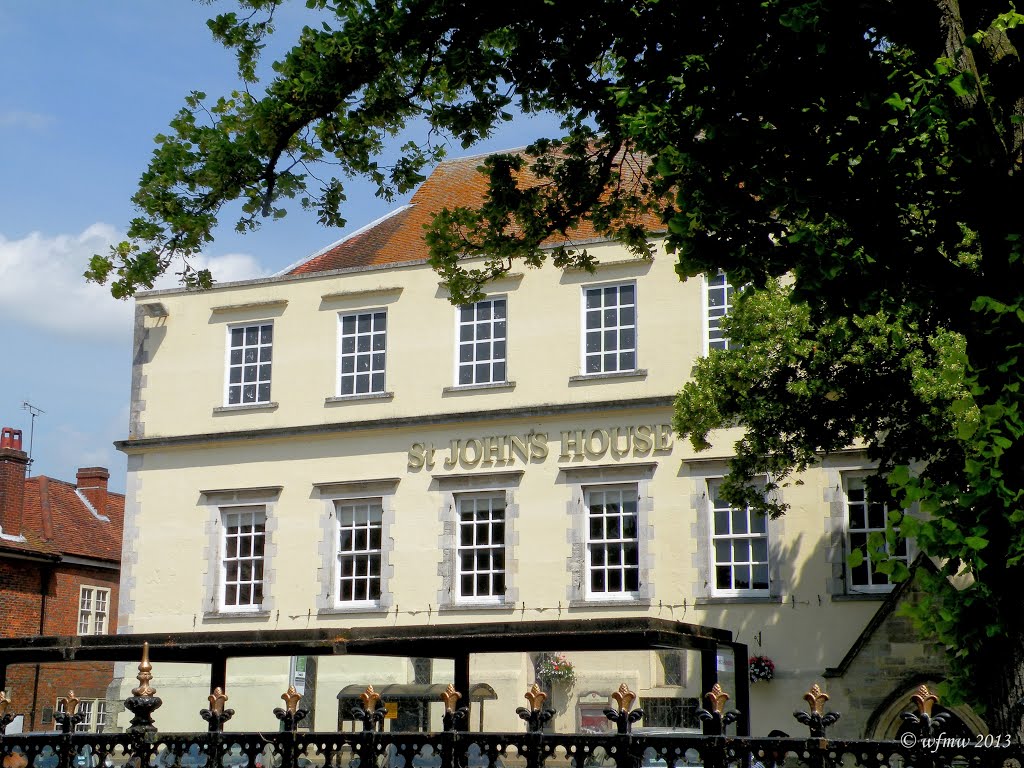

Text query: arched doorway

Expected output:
[867,680,987,740]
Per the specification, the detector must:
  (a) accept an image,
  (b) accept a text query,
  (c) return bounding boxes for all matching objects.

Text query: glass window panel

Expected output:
[731,509,748,534]
[733,539,750,562]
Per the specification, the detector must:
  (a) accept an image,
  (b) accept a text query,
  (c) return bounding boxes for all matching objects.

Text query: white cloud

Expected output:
[0,110,54,130]
[0,224,269,341]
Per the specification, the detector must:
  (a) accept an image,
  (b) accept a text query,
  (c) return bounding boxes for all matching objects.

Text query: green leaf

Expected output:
[846,548,864,569]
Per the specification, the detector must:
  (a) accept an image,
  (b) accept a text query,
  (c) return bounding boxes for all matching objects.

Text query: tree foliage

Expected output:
[93,0,1024,733]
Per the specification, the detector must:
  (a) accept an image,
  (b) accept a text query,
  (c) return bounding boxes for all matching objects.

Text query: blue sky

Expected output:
[0,1,561,492]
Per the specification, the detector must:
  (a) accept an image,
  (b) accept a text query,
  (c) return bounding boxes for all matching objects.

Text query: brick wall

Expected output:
[0,560,45,637]
[1,561,120,731]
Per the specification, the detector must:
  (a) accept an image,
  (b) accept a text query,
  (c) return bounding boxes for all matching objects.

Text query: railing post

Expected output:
[516,684,555,733]
[793,684,841,738]
[273,685,309,768]
[350,686,386,733]
[0,692,16,736]
[601,684,644,768]
[123,642,163,737]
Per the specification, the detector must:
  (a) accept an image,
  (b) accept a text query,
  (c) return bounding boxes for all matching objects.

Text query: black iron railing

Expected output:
[0,646,1016,768]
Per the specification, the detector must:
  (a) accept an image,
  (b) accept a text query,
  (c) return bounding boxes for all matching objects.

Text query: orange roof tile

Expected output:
[288,150,664,276]
[10,475,124,563]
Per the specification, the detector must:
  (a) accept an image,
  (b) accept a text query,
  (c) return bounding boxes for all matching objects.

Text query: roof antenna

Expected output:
[21,401,44,477]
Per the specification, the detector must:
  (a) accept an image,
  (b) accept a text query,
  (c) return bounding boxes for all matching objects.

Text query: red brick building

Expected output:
[0,427,123,733]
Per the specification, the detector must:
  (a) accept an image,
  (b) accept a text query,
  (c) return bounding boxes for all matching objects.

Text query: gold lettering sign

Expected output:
[407,425,672,470]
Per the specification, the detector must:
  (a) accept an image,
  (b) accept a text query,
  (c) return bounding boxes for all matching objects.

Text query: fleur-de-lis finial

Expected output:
[705,683,730,715]
[60,691,80,716]
[281,685,302,715]
[803,684,830,716]
[0,692,10,715]
[441,684,462,713]
[524,683,548,711]
[360,685,381,711]
[208,687,228,715]
[132,642,156,697]
[612,683,637,712]
[911,684,939,717]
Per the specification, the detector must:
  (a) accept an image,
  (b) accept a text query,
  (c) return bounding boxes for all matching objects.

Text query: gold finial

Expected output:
[441,684,462,713]
[704,683,730,715]
[0,691,9,715]
[612,683,637,712]
[60,691,80,716]
[360,685,381,711]
[803,684,829,716]
[208,687,228,715]
[911,684,939,716]
[281,685,302,715]
[2,753,28,768]
[132,642,156,697]
[524,683,548,711]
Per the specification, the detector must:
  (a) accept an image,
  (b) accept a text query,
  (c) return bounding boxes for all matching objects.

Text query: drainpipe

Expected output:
[30,565,52,731]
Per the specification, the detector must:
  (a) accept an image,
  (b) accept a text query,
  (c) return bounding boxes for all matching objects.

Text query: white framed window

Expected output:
[704,271,735,353]
[221,506,266,610]
[225,323,273,405]
[455,493,506,602]
[335,498,383,605]
[585,484,640,598]
[338,310,387,396]
[708,480,769,596]
[77,586,109,635]
[456,297,507,385]
[55,699,107,732]
[844,475,910,592]
[582,283,637,374]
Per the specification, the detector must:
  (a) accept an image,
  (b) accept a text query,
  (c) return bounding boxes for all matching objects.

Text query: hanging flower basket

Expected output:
[536,653,576,685]
[749,656,775,683]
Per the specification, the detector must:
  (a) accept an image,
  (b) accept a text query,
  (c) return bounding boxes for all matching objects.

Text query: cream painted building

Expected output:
[115,155,958,739]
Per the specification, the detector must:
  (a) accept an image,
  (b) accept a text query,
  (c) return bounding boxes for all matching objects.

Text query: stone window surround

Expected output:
[315,478,399,615]
[200,486,281,621]
[563,462,656,606]
[436,470,522,611]
[686,460,784,604]
[822,458,916,599]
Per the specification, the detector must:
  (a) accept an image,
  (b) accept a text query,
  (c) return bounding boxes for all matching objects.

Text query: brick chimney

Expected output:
[0,427,28,536]
[76,467,109,515]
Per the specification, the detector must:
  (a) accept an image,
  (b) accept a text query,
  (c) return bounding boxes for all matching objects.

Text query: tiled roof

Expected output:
[288,150,664,276]
[1,476,124,563]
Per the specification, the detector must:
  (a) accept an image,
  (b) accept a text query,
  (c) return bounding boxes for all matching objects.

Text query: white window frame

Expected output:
[337,309,387,396]
[707,479,770,597]
[454,296,508,386]
[77,585,110,635]
[224,322,274,406]
[580,282,638,375]
[454,492,507,604]
[703,271,735,354]
[220,505,267,612]
[843,473,911,594]
[334,497,384,607]
[583,483,641,600]
[55,698,108,733]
